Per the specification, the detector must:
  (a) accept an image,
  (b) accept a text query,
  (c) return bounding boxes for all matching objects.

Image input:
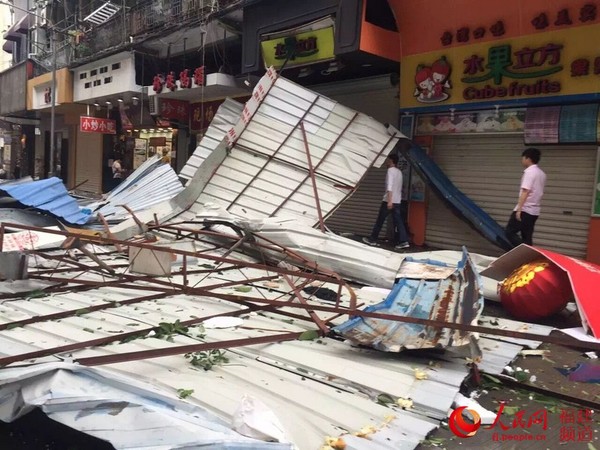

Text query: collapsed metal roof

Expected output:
[0,178,91,225]
[177,67,401,227]
[0,228,553,449]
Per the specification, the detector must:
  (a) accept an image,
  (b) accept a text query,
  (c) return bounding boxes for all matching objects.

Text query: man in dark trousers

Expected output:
[506,147,546,246]
[363,153,410,250]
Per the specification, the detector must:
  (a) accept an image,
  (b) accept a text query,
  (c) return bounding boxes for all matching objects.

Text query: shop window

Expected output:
[104,76,112,84]
[365,0,398,32]
[79,72,87,80]
[84,82,91,88]
[112,62,121,70]
[100,66,108,74]
[90,69,97,76]
[93,80,101,86]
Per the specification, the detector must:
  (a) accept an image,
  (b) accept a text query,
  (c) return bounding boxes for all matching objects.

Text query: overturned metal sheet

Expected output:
[85,156,184,223]
[334,248,484,351]
[0,178,91,225]
[183,67,401,226]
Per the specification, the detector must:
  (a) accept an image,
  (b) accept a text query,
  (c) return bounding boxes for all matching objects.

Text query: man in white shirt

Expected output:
[506,147,546,246]
[363,153,410,250]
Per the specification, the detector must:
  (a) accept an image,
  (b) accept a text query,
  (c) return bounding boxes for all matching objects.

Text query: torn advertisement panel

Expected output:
[333,248,484,351]
[481,244,600,338]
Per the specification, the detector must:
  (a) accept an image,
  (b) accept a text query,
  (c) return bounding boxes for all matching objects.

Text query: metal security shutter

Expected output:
[75,131,103,194]
[427,134,596,258]
[313,75,398,236]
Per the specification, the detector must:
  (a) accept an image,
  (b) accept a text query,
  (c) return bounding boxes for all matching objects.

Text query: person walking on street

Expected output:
[363,153,410,250]
[506,147,546,247]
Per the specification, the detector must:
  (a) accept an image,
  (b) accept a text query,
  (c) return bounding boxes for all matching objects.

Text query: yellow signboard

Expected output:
[261,26,335,69]
[400,24,600,109]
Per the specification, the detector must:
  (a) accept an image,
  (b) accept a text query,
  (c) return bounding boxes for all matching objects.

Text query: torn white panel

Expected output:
[1,227,66,252]
[0,363,293,450]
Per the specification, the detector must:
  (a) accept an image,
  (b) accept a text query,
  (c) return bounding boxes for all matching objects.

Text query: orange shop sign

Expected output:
[400,23,600,108]
[79,116,116,134]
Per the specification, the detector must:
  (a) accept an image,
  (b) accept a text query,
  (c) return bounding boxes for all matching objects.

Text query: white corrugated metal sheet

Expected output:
[85,156,184,223]
[0,242,552,449]
[179,68,401,226]
[179,99,245,184]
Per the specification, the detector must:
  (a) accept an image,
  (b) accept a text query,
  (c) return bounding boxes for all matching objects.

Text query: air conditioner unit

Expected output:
[148,96,159,115]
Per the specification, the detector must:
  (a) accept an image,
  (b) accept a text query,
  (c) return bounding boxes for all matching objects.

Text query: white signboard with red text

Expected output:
[80,116,116,135]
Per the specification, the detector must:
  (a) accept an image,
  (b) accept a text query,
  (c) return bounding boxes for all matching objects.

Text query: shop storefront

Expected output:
[397,1,600,262]
[72,52,143,193]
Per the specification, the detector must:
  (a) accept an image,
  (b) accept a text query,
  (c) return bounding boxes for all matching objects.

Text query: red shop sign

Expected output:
[159,98,189,122]
[79,116,117,134]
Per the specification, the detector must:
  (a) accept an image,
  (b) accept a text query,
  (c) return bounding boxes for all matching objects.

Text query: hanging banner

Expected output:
[79,116,116,134]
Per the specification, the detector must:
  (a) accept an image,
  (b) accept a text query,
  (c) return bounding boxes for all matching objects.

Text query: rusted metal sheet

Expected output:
[333,248,484,351]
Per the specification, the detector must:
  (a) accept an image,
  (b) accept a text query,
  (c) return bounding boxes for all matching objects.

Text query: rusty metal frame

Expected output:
[2,221,599,372]
[226,96,321,214]
[270,112,359,219]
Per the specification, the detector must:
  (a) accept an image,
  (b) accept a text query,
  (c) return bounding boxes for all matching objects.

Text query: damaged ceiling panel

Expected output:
[187,67,401,226]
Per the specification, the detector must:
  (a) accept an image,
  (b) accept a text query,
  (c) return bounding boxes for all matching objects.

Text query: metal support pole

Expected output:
[299,121,325,232]
[48,31,57,178]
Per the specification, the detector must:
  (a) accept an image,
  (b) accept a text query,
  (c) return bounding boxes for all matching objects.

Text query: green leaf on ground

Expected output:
[234,286,252,293]
[298,330,319,341]
[177,388,194,399]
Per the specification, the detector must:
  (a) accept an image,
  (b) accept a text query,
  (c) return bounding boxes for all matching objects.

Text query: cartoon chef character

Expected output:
[431,56,451,99]
[414,66,434,101]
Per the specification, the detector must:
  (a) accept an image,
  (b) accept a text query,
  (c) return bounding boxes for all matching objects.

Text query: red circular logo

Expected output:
[449,406,482,438]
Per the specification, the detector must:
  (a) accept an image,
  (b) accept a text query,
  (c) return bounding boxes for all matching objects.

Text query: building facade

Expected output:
[391,0,600,263]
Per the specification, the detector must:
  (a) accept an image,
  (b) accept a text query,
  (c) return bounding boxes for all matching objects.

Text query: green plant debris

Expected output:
[6,323,21,330]
[588,443,597,450]
[176,388,194,399]
[481,373,502,384]
[120,332,149,344]
[234,286,252,293]
[82,327,95,333]
[376,393,395,406]
[419,437,446,447]
[501,405,521,416]
[185,350,229,371]
[154,320,189,342]
[75,308,90,316]
[298,330,319,341]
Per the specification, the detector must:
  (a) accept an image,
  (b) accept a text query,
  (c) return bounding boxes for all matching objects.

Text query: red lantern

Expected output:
[499,259,572,321]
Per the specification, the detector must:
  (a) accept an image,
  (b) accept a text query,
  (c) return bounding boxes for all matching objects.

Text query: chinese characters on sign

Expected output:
[441,2,598,46]
[461,43,563,100]
[79,116,116,134]
[159,99,189,122]
[532,3,597,29]
[153,66,205,93]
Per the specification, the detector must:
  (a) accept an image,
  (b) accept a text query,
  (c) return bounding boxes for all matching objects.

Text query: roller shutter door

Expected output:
[312,75,398,236]
[75,131,103,194]
[427,134,596,258]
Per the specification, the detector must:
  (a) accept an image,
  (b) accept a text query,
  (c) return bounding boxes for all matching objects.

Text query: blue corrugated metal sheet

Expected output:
[333,247,484,351]
[401,143,513,251]
[0,177,91,225]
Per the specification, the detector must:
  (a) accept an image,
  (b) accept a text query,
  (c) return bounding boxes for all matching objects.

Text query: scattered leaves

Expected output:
[82,327,95,333]
[298,330,319,341]
[234,286,252,293]
[185,349,229,371]
[176,388,194,399]
[376,393,395,406]
[154,320,189,342]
